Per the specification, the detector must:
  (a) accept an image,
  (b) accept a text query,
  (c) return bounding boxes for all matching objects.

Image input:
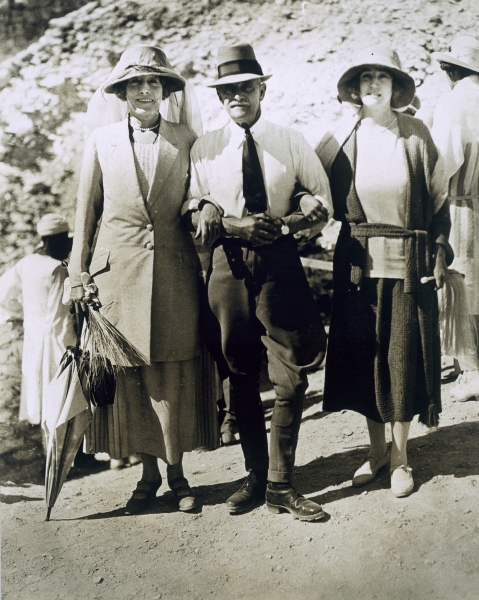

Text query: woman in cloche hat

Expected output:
[69,45,209,515]
[316,46,453,498]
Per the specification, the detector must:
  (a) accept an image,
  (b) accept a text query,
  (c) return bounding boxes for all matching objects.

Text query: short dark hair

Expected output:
[112,76,176,101]
[439,61,477,79]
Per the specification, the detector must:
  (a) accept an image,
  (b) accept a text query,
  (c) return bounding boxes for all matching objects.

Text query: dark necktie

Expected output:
[241,124,267,214]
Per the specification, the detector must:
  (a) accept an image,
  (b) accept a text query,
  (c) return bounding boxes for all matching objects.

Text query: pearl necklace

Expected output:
[128,114,160,132]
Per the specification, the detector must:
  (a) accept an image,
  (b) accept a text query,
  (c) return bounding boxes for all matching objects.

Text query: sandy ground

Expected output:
[2,361,478,600]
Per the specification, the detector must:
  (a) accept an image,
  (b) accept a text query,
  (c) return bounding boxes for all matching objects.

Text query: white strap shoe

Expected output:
[390,465,414,497]
[352,449,390,486]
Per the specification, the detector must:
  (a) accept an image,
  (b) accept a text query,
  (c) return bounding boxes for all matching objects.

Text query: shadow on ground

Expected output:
[66,420,479,521]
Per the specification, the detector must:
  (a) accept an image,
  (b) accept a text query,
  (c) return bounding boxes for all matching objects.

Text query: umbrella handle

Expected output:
[74,302,86,358]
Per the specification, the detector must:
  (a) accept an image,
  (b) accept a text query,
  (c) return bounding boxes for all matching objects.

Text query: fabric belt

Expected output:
[448,194,479,202]
[349,223,429,293]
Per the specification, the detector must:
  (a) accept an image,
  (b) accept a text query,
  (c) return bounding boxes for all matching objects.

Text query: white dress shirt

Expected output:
[184,118,332,220]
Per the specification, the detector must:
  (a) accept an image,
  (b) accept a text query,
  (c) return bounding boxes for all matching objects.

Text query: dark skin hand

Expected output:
[222,213,282,246]
[191,200,328,247]
[433,244,448,290]
[191,205,282,247]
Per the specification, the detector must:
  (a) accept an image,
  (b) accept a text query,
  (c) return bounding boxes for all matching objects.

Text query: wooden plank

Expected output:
[300,257,333,272]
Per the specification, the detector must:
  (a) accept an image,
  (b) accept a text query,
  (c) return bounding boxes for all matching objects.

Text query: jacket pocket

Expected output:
[181,248,201,272]
[90,250,110,277]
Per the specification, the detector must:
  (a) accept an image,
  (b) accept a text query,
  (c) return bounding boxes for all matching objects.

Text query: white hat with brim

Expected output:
[207,43,272,88]
[337,45,416,110]
[37,213,71,237]
[103,45,186,94]
[432,35,479,74]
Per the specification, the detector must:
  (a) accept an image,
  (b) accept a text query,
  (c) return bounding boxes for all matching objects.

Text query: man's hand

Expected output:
[223,213,281,246]
[434,245,448,290]
[195,203,222,246]
[299,194,329,222]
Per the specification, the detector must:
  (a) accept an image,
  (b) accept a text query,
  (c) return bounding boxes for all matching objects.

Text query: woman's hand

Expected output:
[71,272,101,309]
[299,194,329,222]
[434,245,448,290]
[195,202,222,246]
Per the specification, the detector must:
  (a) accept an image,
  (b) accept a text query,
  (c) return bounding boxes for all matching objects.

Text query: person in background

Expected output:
[317,46,452,498]
[431,36,479,402]
[183,43,331,521]
[0,213,75,426]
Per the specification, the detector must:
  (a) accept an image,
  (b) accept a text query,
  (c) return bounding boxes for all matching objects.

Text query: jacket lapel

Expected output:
[110,119,151,223]
[147,119,180,206]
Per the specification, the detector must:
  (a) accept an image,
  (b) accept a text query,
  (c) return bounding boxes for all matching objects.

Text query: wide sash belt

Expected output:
[448,194,479,202]
[349,223,429,293]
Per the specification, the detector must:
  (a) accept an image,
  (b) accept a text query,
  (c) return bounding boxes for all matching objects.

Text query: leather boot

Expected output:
[225,470,267,514]
[266,482,325,521]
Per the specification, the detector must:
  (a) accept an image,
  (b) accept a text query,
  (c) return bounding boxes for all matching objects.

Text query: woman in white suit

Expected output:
[69,45,204,514]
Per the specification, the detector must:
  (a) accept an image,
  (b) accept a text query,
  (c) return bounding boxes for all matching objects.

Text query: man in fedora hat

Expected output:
[432,35,479,402]
[182,43,332,520]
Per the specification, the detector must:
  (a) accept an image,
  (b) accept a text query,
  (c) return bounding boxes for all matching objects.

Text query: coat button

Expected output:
[146,224,153,231]
[145,242,154,250]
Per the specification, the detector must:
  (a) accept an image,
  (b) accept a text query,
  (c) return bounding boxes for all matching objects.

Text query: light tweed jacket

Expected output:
[69,118,201,363]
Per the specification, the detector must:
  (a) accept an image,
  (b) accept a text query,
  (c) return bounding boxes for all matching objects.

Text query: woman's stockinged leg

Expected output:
[139,453,160,481]
[367,418,387,458]
[167,453,197,511]
[352,418,389,486]
[167,453,184,484]
[390,421,414,497]
[390,421,411,469]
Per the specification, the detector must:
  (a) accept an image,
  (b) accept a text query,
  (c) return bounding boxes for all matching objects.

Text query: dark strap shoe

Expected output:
[266,484,325,521]
[169,476,197,512]
[124,474,162,515]
[225,471,267,514]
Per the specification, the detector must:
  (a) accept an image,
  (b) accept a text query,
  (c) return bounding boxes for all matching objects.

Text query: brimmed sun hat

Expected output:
[432,35,479,74]
[37,213,71,237]
[103,45,186,94]
[337,45,416,110]
[207,43,272,88]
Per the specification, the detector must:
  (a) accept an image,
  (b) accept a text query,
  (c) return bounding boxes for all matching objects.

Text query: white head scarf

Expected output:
[85,44,203,139]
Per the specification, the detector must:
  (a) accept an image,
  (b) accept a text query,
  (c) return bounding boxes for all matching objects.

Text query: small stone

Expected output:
[265,554,272,559]
[276,565,283,571]
[342,429,353,436]
[305,536,312,541]
[94,576,103,584]
[464,509,472,514]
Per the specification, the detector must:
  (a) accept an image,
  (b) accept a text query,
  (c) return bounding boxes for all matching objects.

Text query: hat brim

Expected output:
[431,51,479,74]
[338,63,416,110]
[207,73,272,88]
[103,69,186,94]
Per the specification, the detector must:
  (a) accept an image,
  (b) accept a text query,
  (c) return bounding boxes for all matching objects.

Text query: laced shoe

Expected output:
[266,483,324,521]
[225,471,267,514]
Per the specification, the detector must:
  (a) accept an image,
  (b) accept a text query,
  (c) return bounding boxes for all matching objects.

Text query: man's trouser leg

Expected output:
[206,240,268,473]
[254,240,327,483]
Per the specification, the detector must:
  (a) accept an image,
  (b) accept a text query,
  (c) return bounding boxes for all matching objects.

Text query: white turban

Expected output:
[36,213,70,237]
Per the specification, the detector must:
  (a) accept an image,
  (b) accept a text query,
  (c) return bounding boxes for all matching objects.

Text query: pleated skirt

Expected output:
[84,351,221,463]
[323,277,441,424]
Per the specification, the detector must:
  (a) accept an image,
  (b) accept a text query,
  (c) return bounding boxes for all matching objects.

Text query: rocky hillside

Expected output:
[1,0,478,273]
